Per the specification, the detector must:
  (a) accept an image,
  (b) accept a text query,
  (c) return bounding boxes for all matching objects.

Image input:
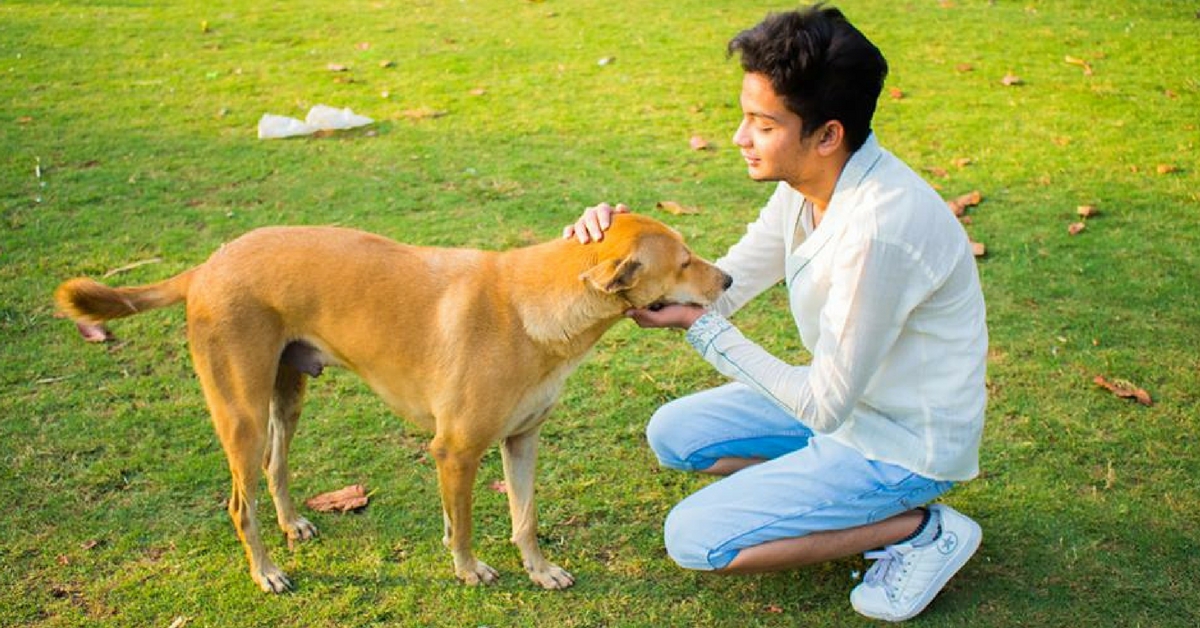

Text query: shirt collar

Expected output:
[785,132,884,256]
[833,131,883,199]
[814,132,883,232]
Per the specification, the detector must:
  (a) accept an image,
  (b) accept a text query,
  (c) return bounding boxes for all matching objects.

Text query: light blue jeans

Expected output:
[646,382,953,571]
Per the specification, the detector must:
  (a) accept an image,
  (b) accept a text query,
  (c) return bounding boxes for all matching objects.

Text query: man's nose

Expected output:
[732,120,750,147]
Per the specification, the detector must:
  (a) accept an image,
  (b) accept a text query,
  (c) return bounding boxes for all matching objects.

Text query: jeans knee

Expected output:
[645,402,689,470]
[663,505,720,571]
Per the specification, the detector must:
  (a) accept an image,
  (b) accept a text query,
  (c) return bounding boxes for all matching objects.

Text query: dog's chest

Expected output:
[503,354,589,436]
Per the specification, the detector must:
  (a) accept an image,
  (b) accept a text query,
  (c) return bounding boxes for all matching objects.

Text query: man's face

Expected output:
[732,72,817,187]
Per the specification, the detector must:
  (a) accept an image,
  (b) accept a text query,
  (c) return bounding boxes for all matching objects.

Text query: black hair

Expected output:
[728,4,888,151]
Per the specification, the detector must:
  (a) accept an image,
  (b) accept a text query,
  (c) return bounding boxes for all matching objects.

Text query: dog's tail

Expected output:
[54,268,197,325]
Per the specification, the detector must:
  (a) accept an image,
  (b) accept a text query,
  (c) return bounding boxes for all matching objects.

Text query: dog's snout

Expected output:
[721,272,733,290]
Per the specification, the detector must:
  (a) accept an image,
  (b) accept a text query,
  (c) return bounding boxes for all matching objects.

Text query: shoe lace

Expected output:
[862,546,909,593]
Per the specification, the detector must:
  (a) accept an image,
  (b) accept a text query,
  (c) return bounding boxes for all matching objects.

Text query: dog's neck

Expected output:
[502,240,629,357]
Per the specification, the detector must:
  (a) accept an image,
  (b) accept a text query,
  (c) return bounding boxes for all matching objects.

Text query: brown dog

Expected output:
[54,213,731,593]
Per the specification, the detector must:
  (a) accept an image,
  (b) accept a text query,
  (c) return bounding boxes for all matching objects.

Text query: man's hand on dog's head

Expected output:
[567,203,708,330]
[625,303,705,329]
[564,203,630,243]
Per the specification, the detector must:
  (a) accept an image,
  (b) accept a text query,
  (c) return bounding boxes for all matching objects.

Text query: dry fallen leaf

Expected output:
[305,484,369,513]
[76,322,114,343]
[956,63,974,72]
[1001,73,1023,86]
[1077,204,1098,218]
[888,87,904,100]
[401,108,448,121]
[1064,55,1094,76]
[946,190,983,216]
[468,87,488,96]
[1156,164,1178,175]
[689,135,710,151]
[1093,375,1153,406]
[970,241,986,257]
[489,480,507,493]
[656,200,701,216]
[326,63,350,72]
[1068,222,1086,235]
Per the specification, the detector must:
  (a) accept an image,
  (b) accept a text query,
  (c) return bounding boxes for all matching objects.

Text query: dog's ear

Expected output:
[580,257,643,294]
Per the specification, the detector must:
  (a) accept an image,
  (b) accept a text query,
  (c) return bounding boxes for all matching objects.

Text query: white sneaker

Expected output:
[849,504,982,622]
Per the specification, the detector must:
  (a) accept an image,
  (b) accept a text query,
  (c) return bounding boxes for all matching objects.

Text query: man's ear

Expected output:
[816,120,845,155]
[580,257,643,293]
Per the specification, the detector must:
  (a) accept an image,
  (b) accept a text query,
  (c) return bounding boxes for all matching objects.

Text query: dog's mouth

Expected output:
[645,299,701,311]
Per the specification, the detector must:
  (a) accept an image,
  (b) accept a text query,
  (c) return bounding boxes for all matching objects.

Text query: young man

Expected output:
[564,5,987,622]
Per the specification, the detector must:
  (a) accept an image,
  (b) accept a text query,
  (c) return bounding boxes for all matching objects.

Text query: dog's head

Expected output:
[580,213,731,309]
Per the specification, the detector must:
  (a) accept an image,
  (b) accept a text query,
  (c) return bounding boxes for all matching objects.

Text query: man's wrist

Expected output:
[685,311,732,354]
[681,307,706,329]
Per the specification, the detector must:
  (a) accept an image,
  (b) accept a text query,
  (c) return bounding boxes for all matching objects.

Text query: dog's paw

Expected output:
[528,563,575,590]
[284,516,318,542]
[252,564,293,594]
[456,560,500,586]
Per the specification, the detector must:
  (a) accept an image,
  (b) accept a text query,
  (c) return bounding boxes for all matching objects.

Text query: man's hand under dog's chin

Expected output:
[625,303,705,329]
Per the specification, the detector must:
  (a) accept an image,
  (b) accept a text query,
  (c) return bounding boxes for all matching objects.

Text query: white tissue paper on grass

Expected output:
[257,114,318,139]
[257,105,374,139]
[305,105,373,129]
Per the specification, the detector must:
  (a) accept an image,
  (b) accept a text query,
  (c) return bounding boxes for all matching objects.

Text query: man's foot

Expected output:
[849,504,982,622]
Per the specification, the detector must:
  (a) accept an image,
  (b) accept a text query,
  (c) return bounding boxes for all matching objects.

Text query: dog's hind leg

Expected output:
[190,322,292,593]
[501,426,575,590]
[430,431,498,586]
[264,363,317,546]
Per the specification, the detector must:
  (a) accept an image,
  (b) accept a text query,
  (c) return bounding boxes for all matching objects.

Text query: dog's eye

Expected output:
[681,260,691,270]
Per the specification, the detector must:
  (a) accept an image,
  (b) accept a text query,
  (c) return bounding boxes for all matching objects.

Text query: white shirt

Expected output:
[686,134,988,481]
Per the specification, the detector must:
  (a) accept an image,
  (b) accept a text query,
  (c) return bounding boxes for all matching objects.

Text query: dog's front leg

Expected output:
[431,438,498,585]
[502,428,575,590]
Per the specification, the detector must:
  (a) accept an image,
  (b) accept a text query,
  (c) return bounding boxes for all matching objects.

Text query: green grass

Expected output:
[2,0,1199,625]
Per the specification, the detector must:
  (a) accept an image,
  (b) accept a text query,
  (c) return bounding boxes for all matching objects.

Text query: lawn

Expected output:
[2,0,1198,626]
